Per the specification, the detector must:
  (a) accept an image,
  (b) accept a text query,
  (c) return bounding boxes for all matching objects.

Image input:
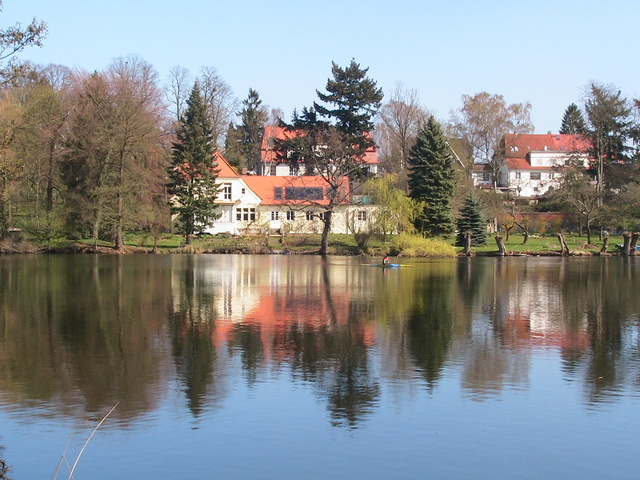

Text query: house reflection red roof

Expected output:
[212,288,377,361]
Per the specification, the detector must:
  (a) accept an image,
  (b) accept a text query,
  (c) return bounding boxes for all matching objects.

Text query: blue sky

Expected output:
[3,0,639,133]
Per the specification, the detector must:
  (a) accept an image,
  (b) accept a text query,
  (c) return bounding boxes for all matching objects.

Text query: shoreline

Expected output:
[0,243,626,257]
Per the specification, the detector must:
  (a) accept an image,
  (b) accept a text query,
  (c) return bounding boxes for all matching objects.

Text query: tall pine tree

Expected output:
[238,88,266,173]
[456,193,487,246]
[407,116,456,236]
[273,60,383,255]
[559,103,587,134]
[167,82,220,244]
[314,59,383,153]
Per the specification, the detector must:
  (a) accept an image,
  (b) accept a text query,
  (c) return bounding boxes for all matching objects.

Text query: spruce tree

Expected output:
[560,103,587,134]
[456,194,487,246]
[223,122,244,169]
[275,59,383,255]
[314,58,383,153]
[238,88,266,173]
[407,116,456,235]
[167,82,220,244]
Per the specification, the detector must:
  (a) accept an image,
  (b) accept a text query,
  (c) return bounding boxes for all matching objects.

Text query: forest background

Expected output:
[0,1,639,255]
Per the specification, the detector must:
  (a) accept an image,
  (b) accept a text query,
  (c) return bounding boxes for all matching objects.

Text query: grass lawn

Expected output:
[469,233,616,255]
[60,232,622,257]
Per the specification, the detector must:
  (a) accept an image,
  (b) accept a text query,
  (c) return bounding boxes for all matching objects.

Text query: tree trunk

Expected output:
[46,139,56,212]
[320,210,332,256]
[630,232,640,256]
[600,231,609,254]
[114,152,126,252]
[557,233,570,256]
[503,225,512,241]
[621,232,631,256]
[495,235,507,256]
[463,231,472,256]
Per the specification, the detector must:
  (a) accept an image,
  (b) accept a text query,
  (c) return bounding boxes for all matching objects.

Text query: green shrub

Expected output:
[393,233,457,257]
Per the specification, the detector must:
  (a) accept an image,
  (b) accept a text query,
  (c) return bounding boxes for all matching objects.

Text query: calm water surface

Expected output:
[0,254,639,479]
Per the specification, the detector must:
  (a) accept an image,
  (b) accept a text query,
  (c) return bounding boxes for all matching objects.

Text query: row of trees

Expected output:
[377,82,640,244]
[1,5,638,250]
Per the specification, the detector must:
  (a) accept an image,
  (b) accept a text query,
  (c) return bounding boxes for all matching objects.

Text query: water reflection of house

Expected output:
[504,280,590,351]
[206,261,377,360]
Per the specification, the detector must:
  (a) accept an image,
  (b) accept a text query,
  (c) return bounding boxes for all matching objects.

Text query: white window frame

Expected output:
[223,182,232,200]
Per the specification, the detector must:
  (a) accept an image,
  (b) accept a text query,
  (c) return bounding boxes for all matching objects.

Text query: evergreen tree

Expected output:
[559,103,587,134]
[314,58,384,152]
[223,121,244,169]
[456,194,487,246]
[238,88,266,173]
[407,116,456,235]
[167,82,220,244]
[275,59,383,255]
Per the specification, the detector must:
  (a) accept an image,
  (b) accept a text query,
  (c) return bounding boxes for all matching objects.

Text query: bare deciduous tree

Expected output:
[374,83,430,184]
[449,92,533,187]
[198,66,237,151]
[166,65,191,124]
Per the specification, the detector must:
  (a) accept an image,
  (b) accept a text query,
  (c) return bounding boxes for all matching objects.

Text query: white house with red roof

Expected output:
[495,133,590,198]
[259,125,380,176]
[202,151,377,235]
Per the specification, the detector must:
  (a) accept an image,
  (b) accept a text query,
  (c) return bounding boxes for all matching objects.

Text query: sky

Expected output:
[3,0,639,134]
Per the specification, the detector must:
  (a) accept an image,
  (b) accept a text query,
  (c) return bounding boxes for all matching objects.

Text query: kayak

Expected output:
[365,263,413,268]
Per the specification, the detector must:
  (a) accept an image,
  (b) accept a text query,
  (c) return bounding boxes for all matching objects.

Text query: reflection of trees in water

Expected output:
[226,323,265,386]
[169,255,226,417]
[3,254,640,427]
[0,255,172,423]
[0,441,9,480]
[558,259,640,404]
[454,258,640,404]
[290,260,380,428]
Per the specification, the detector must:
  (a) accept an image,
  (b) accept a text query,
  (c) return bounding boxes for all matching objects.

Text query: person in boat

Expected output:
[383,256,390,265]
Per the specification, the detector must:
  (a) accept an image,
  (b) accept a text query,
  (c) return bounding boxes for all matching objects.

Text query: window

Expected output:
[274,187,283,200]
[481,172,492,181]
[306,211,315,221]
[236,208,256,222]
[357,210,368,221]
[269,164,277,176]
[530,172,541,180]
[286,211,296,221]
[222,183,232,200]
[515,172,522,180]
[285,187,324,200]
[241,187,246,195]
[549,172,555,179]
[271,211,279,221]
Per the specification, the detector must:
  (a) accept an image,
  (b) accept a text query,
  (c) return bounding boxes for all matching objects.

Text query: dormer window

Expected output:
[510,146,519,152]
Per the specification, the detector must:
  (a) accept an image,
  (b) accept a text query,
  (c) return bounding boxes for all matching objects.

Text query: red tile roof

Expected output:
[506,158,548,170]
[242,175,350,206]
[502,133,590,159]
[213,151,240,177]
[261,125,379,165]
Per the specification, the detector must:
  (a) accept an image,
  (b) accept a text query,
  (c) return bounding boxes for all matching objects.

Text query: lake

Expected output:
[0,254,639,479]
